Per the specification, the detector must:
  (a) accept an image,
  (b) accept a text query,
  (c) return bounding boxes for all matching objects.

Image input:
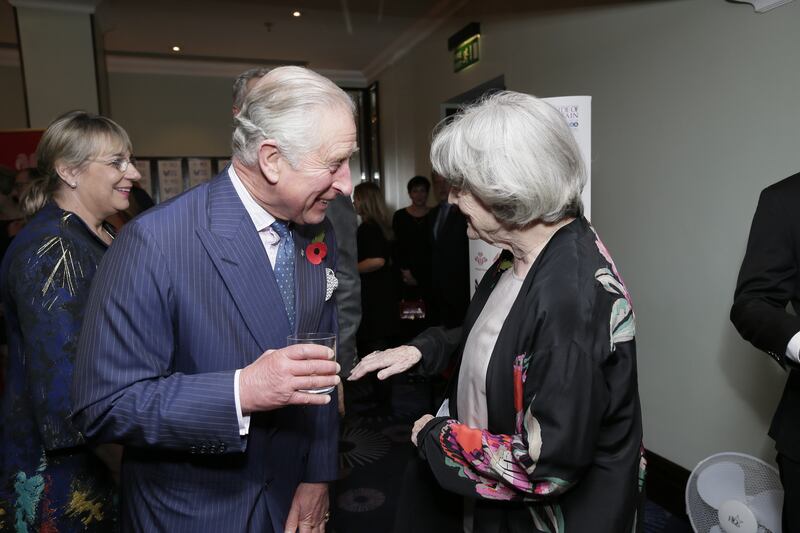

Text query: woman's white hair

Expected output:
[430,91,586,226]
[232,66,355,168]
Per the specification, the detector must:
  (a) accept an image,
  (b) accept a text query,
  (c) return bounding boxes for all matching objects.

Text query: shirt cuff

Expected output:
[234,369,251,436]
[786,332,800,364]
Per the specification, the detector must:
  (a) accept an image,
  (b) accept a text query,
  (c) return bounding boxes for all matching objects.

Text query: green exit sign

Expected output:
[454,35,480,73]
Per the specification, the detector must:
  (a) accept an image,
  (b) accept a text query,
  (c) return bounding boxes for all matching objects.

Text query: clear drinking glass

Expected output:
[287,332,337,394]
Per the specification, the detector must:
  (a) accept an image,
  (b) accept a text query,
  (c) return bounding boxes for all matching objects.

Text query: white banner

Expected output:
[468,95,592,296]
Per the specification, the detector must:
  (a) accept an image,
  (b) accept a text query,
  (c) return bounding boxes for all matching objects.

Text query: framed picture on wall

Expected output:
[133,158,153,196]
[187,158,212,188]
[157,159,183,202]
[216,158,231,174]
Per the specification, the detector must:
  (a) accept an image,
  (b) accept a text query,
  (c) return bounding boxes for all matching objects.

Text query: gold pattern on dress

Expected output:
[33,212,84,307]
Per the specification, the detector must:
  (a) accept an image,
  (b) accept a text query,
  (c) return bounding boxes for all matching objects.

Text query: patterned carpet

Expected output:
[331,377,694,533]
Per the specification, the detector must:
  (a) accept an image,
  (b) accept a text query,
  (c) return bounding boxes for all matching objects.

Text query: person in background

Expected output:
[0,166,17,215]
[352,182,396,413]
[232,65,362,404]
[350,91,644,532]
[0,166,38,260]
[392,175,433,340]
[0,110,140,531]
[72,66,353,532]
[353,182,395,355]
[10,166,34,206]
[231,66,271,116]
[324,194,361,384]
[0,166,21,260]
[429,170,470,329]
[731,172,800,532]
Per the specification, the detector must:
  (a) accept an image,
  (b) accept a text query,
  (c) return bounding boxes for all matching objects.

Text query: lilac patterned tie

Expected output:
[271,220,295,330]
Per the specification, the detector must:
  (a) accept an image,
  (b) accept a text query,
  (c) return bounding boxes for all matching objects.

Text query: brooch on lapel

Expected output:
[489,255,513,289]
[305,230,328,265]
[325,268,338,301]
[497,258,513,273]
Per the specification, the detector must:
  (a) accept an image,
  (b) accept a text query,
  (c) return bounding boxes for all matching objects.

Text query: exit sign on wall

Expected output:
[454,35,480,73]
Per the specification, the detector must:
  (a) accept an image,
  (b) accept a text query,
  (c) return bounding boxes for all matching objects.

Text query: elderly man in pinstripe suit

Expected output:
[72,66,356,533]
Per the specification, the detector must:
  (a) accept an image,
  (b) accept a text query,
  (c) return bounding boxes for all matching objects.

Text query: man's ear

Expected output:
[258,140,281,185]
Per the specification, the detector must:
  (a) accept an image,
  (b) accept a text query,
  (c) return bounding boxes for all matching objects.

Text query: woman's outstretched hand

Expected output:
[348,345,422,381]
[411,414,435,447]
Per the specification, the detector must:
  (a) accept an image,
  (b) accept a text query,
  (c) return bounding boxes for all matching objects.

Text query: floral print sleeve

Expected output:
[401,219,643,533]
[416,343,612,504]
[413,224,644,533]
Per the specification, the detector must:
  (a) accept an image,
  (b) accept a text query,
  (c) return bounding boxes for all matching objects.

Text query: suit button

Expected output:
[219,442,227,453]
[190,445,197,454]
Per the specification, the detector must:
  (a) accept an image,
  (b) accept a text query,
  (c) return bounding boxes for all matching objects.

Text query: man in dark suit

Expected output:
[429,171,470,328]
[233,67,361,394]
[72,66,356,532]
[731,172,800,532]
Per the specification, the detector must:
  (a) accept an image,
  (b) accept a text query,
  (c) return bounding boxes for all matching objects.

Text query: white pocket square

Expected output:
[325,268,338,301]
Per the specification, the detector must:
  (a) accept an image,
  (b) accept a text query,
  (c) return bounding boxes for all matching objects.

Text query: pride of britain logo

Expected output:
[557,104,580,128]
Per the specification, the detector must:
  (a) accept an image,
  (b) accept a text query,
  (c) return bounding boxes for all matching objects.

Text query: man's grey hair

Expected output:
[232,66,355,168]
[232,67,271,112]
[430,91,586,226]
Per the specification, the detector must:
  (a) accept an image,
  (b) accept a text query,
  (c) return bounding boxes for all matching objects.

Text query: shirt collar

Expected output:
[228,164,275,233]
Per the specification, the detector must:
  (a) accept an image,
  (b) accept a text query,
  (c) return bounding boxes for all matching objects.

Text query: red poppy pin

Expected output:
[305,231,327,265]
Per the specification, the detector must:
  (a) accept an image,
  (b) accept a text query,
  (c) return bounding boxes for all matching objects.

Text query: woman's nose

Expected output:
[125,164,142,181]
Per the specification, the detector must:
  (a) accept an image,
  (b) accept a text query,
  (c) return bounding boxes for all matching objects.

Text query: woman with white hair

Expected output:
[350,91,644,532]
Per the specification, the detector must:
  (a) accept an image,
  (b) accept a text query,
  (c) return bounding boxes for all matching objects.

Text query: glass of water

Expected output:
[287,332,337,394]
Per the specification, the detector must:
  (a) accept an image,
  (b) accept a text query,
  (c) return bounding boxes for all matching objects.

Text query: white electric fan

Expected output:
[686,452,783,533]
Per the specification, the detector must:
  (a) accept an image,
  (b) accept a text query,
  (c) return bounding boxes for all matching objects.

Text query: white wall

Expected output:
[375,0,800,470]
[109,72,363,192]
[108,72,233,157]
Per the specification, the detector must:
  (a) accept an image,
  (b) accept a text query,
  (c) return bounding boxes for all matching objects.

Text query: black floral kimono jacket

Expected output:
[404,217,645,533]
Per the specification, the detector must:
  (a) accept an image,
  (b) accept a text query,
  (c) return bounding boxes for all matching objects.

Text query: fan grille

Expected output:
[685,453,782,533]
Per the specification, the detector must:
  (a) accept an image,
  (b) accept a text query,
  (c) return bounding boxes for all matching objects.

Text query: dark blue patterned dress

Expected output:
[0,202,117,532]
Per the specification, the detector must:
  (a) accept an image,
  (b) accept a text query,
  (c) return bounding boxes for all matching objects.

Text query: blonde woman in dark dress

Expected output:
[0,111,140,531]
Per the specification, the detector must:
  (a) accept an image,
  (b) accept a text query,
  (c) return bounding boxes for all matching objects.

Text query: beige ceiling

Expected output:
[96,0,456,73]
[1,0,660,78]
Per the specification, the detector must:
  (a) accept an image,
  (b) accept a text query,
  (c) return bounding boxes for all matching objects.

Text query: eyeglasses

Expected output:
[89,157,136,173]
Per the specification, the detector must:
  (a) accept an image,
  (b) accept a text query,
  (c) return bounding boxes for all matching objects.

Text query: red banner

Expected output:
[0,129,44,170]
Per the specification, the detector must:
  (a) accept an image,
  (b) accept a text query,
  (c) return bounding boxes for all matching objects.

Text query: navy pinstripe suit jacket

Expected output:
[72,172,339,532]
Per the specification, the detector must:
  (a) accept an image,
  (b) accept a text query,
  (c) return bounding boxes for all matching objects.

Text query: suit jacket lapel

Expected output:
[293,224,327,334]
[196,173,290,352]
